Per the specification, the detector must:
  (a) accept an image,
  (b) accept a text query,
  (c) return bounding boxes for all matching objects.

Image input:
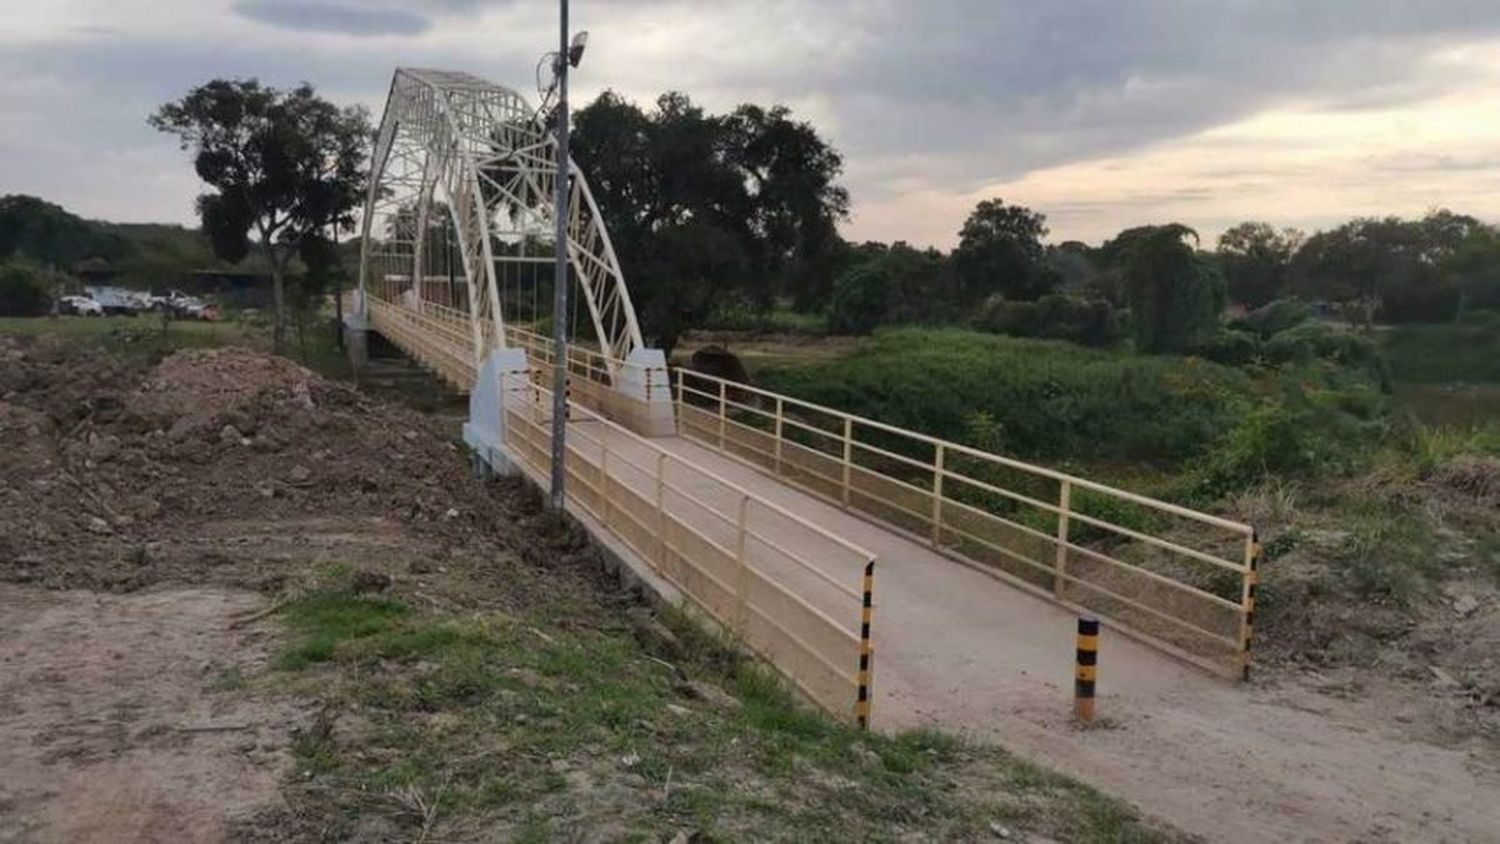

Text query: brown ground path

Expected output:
[583,425,1500,843]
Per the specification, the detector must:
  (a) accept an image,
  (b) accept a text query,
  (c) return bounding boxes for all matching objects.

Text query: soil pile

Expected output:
[0,336,577,595]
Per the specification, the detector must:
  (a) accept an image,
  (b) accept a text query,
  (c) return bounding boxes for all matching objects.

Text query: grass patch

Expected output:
[265,584,1178,842]
[274,590,410,670]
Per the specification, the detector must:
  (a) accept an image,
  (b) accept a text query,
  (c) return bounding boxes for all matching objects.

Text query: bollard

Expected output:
[855,560,875,730]
[1074,617,1099,723]
[1241,532,1262,681]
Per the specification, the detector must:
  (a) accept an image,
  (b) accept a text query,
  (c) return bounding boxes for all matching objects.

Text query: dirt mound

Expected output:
[0,336,567,596]
[128,348,322,433]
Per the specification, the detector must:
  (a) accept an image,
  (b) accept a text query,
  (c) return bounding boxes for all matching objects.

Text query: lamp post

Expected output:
[547,2,587,510]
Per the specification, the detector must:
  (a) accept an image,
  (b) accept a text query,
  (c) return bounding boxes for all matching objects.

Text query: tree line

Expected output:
[6,76,1500,363]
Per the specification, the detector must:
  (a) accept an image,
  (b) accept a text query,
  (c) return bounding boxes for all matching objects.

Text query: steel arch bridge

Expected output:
[357,67,642,384]
[347,68,1260,733]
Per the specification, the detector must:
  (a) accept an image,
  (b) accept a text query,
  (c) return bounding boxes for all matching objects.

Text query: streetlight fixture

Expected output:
[545,3,585,511]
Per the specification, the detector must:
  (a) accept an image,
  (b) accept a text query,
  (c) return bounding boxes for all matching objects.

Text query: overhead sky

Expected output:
[5,1,1500,247]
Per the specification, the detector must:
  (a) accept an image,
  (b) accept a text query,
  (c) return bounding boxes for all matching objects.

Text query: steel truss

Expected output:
[358,67,644,375]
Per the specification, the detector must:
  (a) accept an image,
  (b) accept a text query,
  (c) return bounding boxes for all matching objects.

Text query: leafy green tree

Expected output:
[1291,210,1488,326]
[952,199,1056,303]
[0,195,124,271]
[571,90,848,351]
[1216,221,1303,308]
[1111,224,1224,353]
[151,79,370,354]
[0,261,52,316]
[1440,228,1500,320]
[725,104,849,308]
[828,242,952,334]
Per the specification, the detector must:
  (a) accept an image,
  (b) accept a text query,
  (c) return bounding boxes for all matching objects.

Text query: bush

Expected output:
[0,262,51,316]
[1230,298,1315,338]
[827,262,889,334]
[974,294,1119,347]
[757,327,1253,463]
[1189,329,1260,366]
[1194,381,1388,497]
[1264,321,1379,368]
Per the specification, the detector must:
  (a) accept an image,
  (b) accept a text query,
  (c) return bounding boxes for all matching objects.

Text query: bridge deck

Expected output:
[572,423,1498,844]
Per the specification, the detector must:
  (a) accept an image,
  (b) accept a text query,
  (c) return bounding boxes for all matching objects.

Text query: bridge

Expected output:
[348,68,1261,730]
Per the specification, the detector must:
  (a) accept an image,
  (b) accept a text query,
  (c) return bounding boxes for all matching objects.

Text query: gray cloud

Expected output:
[233,0,431,36]
[7,0,1500,241]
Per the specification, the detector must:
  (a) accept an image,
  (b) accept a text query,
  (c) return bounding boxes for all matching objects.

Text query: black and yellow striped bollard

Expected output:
[1074,617,1100,723]
[1241,532,1262,681]
[855,560,875,730]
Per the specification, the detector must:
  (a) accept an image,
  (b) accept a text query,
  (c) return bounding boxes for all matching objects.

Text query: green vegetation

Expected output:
[1382,312,1500,384]
[260,568,1173,842]
[759,327,1253,463]
[0,261,54,316]
[151,78,369,355]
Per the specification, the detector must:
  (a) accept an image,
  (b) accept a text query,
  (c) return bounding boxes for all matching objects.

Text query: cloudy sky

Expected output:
[5,0,1500,246]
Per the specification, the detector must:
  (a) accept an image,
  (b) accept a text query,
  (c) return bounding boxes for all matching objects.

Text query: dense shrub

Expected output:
[1194,381,1388,497]
[973,294,1119,347]
[1263,321,1378,368]
[826,262,890,334]
[1189,329,1260,366]
[827,244,953,334]
[757,327,1252,463]
[0,261,51,316]
[1230,298,1315,338]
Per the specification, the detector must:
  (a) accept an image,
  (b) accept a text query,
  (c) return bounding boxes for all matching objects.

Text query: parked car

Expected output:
[88,287,142,316]
[57,295,103,317]
[141,289,220,320]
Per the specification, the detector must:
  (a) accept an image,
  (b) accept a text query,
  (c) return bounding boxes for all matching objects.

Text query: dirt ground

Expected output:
[0,336,591,840]
[0,584,297,843]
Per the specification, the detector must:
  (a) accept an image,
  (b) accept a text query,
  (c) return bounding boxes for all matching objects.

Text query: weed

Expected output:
[274,590,409,670]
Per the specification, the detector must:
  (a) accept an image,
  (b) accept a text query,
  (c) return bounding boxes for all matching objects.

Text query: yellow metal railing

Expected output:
[496,370,879,722]
[674,367,1261,680]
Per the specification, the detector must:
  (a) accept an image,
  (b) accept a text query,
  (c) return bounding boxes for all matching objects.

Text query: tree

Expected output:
[151,79,369,354]
[0,195,124,275]
[952,199,1056,303]
[1111,224,1224,353]
[0,261,52,316]
[725,104,849,308]
[1216,221,1303,308]
[1440,228,1500,320]
[827,242,952,333]
[570,90,849,352]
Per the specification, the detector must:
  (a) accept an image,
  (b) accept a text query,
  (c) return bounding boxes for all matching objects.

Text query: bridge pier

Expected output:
[463,348,530,477]
[612,348,675,438]
[341,291,370,371]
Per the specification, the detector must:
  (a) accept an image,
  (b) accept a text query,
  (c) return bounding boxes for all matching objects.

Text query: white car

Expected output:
[59,295,103,316]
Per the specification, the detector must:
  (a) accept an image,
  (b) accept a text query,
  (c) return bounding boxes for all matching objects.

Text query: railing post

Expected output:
[856,560,875,730]
[931,444,945,546]
[773,396,784,476]
[734,494,750,634]
[1054,480,1072,599]
[718,379,728,451]
[841,417,853,507]
[1239,532,1262,682]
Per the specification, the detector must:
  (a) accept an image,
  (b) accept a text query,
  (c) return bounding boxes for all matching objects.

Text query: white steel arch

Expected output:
[358,67,644,375]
